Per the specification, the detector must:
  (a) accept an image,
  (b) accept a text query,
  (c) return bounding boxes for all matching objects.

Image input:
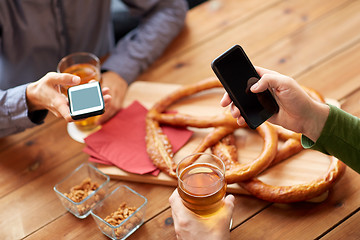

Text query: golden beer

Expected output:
[176,153,226,217]
[57,53,101,131]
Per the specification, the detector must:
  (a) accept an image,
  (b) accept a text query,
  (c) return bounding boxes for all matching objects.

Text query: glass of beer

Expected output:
[57,52,101,132]
[176,152,226,217]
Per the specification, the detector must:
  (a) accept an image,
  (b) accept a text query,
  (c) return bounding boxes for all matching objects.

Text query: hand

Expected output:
[26,72,111,122]
[97,71,128,124]
[169,189,235,240]
[220,66,329,141]
[26,72,80,121]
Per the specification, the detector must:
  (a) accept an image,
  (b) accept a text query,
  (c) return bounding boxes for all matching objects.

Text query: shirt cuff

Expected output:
[28,109,48,124]
[1,84,42,136]
[301,134,315,149]
[301,104,344,154]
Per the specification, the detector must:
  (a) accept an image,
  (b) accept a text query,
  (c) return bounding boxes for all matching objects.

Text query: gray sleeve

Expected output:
[102,0,188,84]
[0,84,47,137]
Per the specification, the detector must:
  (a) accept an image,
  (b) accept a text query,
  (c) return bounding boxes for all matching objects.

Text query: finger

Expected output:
[45,72,81,86]
[223,194,235,223]
[169,189,191,214]
[250,73,280,93]
[224,194,235,211]
[97,104,117,125]
[102,87,110,95]
[103,94,112,106]
[101,87,112,106]
[169,189,184,219]
[49,95,72,121]
[169,189,180,206]
[220,92,232,107]
[254,66,279,77]
[48,103,71,121]
[230,102,240,118]
[58,104,72,122]
[237,117,246,126]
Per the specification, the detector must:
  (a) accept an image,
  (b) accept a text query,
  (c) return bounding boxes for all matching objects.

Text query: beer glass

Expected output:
[176,152,226,217]
[57,52,101,133]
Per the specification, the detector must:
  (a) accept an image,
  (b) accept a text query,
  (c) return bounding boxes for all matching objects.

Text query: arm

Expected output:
[0,72,111,138]
[302,104,360,173]
[26,73,111,123]
[102,0,188,84]
[220,66,360,173]
[0,14,41,137]
[0,85,47,138]
[0,73,80,138]
[98,0,187,124]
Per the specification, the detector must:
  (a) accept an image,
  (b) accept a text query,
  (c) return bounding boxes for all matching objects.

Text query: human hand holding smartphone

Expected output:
[211,45,279,129]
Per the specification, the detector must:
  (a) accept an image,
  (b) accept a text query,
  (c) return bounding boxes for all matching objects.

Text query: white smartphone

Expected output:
[67,81,105,120]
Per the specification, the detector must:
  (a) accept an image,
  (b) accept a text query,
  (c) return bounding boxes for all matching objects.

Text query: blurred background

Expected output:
[111,0,207,42]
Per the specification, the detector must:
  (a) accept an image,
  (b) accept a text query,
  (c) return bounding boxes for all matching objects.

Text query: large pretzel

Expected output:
[210,86,346,202]
[145,77,345,202]
[145,78,278,182]
[238,157,346,203]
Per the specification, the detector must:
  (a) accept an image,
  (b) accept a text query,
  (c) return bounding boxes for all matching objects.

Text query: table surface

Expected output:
[1,0,360,239]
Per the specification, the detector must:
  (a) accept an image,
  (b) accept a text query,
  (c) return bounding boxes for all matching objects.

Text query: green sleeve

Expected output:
[301,104,360,173]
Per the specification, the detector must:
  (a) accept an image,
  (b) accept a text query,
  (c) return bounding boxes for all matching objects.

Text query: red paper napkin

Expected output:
[84,101,193,176]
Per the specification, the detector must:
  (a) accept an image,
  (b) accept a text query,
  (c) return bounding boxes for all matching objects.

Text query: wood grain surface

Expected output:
[1,0,359,239]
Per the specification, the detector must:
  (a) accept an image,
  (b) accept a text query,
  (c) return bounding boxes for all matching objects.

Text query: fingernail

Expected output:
[220,94,226,104]
[250,82,259,91]
[237,118,246,126]
[73,76,81,83]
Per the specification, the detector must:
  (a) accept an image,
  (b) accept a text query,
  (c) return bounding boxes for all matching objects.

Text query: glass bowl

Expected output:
[53,163,110,218]
[90,185,147,240]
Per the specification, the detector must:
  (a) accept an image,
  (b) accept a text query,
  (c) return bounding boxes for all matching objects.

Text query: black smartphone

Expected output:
[68,81,105,120]
[211,45,279,129]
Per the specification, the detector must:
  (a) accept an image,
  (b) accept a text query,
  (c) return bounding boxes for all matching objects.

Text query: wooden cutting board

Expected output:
[97,80,338,200]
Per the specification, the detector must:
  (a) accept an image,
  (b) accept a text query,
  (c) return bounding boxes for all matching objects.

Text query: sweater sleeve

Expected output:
[101,0,188,84]
[301,104,360,173]
[0,84,47,138]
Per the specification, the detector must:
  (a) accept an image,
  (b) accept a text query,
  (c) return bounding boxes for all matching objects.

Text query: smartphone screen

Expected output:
[70,86,102,112]
[211,45,279,129]
[68,82,104,120]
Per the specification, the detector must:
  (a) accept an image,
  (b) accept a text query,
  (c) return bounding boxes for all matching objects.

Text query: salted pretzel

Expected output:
[211,86,346,202]
[145,77,345,202]
[212,128,346,202]
[194,123,278,184]
[145,77,278,181]
[238,157,346,203]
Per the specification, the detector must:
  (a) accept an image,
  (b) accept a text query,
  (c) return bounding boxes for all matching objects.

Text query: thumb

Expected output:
[46,72,81,87]
[224,194,235,212]
[250,73,279,93]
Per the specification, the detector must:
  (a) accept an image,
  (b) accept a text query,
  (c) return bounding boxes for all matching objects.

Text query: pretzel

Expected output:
[145,77,278,182]
[147,78,238,129]
[238,157,346,203]
[211,86,346,202]
[145,77,345,202]
[209,123,278,184]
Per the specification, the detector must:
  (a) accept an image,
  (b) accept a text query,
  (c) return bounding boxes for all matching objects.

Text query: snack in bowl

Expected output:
[145,77,346,203]
[64,177,100,203]
[104,202,137,226]
[54,163,109,218]
[91,185,147,240]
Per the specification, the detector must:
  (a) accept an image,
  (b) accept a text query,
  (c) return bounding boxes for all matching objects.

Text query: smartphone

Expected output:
[211,45,279,129]
[68,81,105,120]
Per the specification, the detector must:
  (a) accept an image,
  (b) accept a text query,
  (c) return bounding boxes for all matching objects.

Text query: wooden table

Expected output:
[1,0,360,239]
